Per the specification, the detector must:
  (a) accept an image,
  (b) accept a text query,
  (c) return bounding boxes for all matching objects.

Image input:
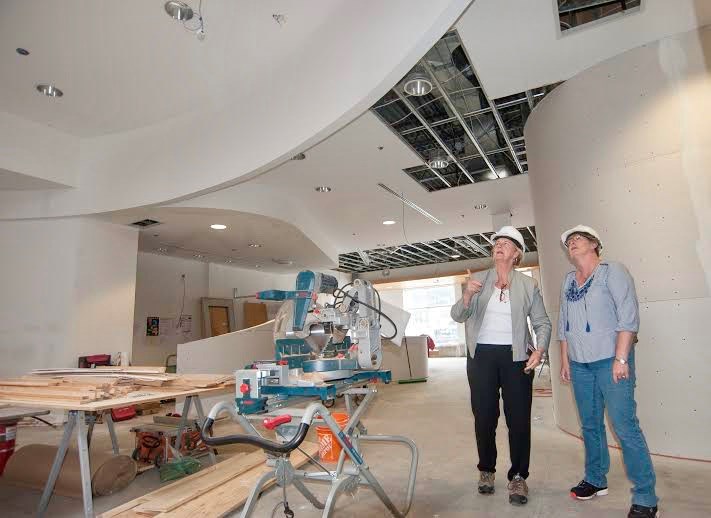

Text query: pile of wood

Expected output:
[0,367,235,405]
[0,377,135,404]
[100,443,319,518]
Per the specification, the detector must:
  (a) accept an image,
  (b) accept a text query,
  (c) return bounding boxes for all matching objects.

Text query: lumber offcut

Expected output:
[99,443,318,518]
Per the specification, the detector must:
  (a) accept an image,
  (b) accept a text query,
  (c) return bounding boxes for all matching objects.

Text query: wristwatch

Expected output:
[614,357,627,365]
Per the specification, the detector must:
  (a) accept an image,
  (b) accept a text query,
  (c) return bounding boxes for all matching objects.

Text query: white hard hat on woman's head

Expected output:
[561,225,603,250]
[492,226,526,252]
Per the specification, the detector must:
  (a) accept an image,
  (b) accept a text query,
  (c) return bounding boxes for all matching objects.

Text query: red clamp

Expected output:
[263,414,292,430]
[239,383,250,394]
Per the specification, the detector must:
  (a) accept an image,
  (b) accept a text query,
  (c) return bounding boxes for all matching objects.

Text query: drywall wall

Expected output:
[131,252,209,366]
[526,25,711,460]
[0,217,137,377]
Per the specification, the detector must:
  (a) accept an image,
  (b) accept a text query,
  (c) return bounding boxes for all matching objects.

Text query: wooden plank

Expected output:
[156,444,318,518]
[0,379,61,387]
[97,498,150,518]
[133,452,258,513]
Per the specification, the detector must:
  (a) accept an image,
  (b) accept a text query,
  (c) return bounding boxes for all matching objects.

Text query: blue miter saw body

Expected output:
[235,271,393,414]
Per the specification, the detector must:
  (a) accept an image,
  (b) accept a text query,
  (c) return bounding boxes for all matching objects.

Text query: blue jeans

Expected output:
[570,354,658,507]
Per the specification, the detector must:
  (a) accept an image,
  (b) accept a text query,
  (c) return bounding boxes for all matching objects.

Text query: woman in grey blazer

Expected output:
[451,226,551,506]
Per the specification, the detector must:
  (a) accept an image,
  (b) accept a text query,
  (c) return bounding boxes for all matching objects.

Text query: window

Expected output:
[402,284,459,346]
[558,1,641,32]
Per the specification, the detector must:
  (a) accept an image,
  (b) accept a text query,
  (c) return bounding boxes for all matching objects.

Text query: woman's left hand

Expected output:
[612,361,629,383]
[524,350,543,373]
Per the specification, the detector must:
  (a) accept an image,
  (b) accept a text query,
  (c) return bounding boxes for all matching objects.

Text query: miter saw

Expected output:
[200,271,418,518]
[234,270,396,414]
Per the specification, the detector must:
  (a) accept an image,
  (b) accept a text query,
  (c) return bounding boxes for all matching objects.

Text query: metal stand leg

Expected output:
[86,413,96,450]
[104,411,120,455]
[76,411,94,518]
[176,396,192,451]
[193,396,216,465]
[292,477,325,509]
[38,411,77,516]
[323,475,354,517]
[240,470,276,518]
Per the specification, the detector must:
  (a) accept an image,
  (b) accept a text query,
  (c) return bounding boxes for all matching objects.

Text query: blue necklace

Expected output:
[565,275,594,302]
[565,274,595,332]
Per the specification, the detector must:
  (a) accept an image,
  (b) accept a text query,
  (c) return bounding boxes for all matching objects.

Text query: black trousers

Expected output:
[466,343,533,481]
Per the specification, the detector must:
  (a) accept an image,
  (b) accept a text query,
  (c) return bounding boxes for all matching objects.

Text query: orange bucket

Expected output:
[316,412,349,462]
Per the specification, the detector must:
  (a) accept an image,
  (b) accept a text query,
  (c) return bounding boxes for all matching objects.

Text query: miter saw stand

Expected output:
[201,385,418,518]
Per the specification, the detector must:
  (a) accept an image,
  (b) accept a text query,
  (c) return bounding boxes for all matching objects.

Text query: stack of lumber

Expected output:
[0,368,235,405]
[0,376,135,404]
[99,443,319,518]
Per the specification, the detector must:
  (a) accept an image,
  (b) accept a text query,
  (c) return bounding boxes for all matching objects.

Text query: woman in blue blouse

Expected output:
[558,225,658,518]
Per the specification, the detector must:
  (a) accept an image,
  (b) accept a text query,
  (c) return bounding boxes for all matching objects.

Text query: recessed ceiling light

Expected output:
[474,203,488,210]
[382,220,396,226]
[194,254,204,259]
[156,247,168,253]
[428,155,449,169]
[403,73,433,97]
[16,48,29,56]
[249,243,262,248]
[210,224,227,230]
[314,186,332,193]
[451,254,461,259]
[164,0,193,21]
[36,84,63,98]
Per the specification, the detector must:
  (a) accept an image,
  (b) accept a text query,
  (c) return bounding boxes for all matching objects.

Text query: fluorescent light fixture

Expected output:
[357,249,371,266]
[377,183,443,225]
[382,220,396,226]
[249,243,262,248]
[156,247,168,253]
[210,224,227,230]
[194,254,204,259]
[451,254,461,259]
[403,73,432,97]
[36,84,63,97]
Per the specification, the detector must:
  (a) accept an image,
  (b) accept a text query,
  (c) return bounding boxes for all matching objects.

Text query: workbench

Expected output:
[0,386,233,517]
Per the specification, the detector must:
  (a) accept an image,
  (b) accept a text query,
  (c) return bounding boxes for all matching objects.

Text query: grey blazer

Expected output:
[450,268,552,361]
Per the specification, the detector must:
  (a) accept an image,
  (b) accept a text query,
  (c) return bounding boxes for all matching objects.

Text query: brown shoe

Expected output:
[478,471,495,494]
[508,475,528,505]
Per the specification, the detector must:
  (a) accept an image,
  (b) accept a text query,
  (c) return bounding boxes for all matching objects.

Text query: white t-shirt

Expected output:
[477,289,513,345]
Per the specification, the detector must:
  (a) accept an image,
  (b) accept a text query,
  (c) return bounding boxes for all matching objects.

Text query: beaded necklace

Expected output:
[565,273,595,333]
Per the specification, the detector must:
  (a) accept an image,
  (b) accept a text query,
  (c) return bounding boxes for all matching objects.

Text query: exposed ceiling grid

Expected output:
[338,226,537,273]
[370,30,561,193]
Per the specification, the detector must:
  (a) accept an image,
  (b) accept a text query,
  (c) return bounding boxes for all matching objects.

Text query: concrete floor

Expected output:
[1,357,709,517]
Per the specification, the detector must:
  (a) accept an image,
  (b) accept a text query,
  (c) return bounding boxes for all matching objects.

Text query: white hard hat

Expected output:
[561,225,603,250]
[492,226,526,252]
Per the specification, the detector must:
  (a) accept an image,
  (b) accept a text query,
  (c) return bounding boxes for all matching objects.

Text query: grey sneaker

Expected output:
[478,471,495,494]
[508,475,528,505]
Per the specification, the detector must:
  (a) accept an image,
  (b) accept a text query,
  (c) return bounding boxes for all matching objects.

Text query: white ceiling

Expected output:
[170,111,535,261]
[0,0,471,219]
[100,207,334,273]
[456,0,711,98]
[3,0,711,272]
[0,168,69,190]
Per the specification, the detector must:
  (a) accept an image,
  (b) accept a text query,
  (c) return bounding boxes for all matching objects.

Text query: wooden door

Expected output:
[244,302,268,329]
[209,306,231,336]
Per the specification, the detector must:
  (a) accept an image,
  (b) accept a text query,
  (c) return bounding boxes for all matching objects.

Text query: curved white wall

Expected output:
[0,0,472,220]
[527,26,711,460]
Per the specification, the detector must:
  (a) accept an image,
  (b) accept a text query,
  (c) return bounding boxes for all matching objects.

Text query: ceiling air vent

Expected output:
[130,219,161,228]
